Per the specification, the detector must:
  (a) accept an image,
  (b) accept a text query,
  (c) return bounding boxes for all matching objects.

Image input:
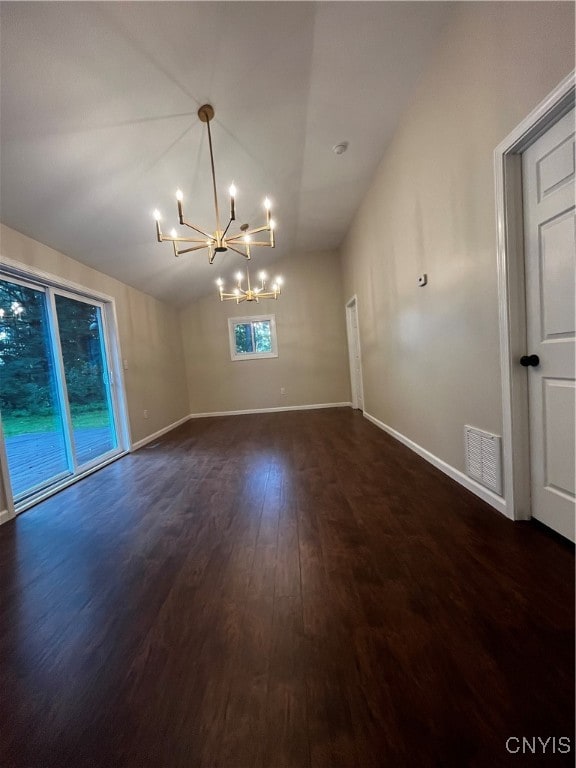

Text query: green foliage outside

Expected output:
[0,280,109,437]
[234,323,254,354]
[234,320,272,354]
[253,321,272,353]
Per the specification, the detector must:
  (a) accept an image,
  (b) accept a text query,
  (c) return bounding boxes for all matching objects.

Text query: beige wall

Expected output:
[180,250,351,414]
[340,2,575,474]
[0,223,190,510]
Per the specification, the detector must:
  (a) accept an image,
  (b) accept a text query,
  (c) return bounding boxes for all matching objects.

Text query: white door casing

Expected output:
[346,297,364,411]
[495,71,574,524]
[522,108,575,541]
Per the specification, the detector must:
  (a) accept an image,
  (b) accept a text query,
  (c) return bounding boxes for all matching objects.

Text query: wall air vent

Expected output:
[464,426,502,496]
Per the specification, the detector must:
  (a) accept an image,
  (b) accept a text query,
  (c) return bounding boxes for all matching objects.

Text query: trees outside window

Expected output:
[228,315,278,361]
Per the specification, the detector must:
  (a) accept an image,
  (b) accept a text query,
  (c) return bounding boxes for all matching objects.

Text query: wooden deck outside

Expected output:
[5,427,115,497]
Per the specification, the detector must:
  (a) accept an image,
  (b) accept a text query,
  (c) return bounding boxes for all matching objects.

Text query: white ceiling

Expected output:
[0,2,450,306]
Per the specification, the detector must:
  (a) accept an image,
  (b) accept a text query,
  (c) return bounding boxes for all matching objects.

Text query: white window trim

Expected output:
[228,314,278,361]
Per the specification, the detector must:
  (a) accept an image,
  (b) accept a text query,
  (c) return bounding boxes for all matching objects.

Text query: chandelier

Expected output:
[216,268,283,303]
[153,104,276,264]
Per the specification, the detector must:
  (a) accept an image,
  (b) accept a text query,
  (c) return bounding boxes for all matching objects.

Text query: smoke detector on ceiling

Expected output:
[332,141,349,155]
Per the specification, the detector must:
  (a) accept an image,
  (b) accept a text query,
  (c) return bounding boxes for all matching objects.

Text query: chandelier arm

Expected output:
[228,225,269,241]
[169,236,210,243]
[205,118,222,234]
[239,241,273,247]
[227,245,251,260]
[174,243,209,256]
[221,217,234,240]
[181,220,216,241]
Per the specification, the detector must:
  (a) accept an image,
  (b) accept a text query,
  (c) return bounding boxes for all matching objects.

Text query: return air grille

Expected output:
[464,426,502,495]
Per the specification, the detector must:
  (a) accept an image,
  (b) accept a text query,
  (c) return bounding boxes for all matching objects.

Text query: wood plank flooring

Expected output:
[0,408,573,768]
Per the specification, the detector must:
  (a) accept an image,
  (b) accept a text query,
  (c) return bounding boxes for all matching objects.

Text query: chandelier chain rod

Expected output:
[205,117,222,235]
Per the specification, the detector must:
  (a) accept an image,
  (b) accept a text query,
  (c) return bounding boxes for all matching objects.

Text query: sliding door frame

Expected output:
[0,256,131,516]
[51,287,124,473]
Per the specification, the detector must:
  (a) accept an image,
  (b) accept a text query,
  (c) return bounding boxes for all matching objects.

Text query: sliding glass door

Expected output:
[0,274,125,507]
[54,294,118,467]
[0,278,71,497]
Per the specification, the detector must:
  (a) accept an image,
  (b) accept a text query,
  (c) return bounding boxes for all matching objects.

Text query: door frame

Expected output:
[494,70,574,521]
[345,295,365,411]
[0,256,132,517]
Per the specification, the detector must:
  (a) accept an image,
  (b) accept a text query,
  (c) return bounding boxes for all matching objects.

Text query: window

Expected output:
[228,315,278,361]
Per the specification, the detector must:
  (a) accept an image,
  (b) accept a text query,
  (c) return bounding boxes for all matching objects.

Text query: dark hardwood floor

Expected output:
[0,408,573,768]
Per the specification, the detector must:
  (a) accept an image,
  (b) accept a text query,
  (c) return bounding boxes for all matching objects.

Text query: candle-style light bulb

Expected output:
[258,271,267,281]
[170,228,178,239]
[269,218,276,230]
[153,210,162,241]
[264,196,271,224]
[216,278,224,287]
[229,183,236,221]
[275,276,283,285]
[175,190,184,223]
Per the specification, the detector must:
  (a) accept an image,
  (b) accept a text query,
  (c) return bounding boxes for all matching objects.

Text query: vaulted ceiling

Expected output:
[0,2,450,306]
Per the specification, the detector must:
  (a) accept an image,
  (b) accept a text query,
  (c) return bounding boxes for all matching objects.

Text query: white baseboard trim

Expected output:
[0,508,15,526]
[131,414,193,452]
[363,411,509,518]
[189,402,352,419]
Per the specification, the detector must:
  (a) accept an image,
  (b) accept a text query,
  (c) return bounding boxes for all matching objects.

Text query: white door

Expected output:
[346,299,364,411]
[522,108,575,541]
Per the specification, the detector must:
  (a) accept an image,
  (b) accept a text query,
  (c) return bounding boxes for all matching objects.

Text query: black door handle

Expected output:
[520,354,540,367]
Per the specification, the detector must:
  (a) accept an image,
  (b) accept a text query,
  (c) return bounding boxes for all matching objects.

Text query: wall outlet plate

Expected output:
[417,273,427,287]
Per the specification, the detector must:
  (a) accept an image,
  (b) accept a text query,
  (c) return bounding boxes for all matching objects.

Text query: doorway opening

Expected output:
[346,296,364,412]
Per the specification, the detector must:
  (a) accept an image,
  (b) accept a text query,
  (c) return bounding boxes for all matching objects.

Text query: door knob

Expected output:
[520,354,540,367]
